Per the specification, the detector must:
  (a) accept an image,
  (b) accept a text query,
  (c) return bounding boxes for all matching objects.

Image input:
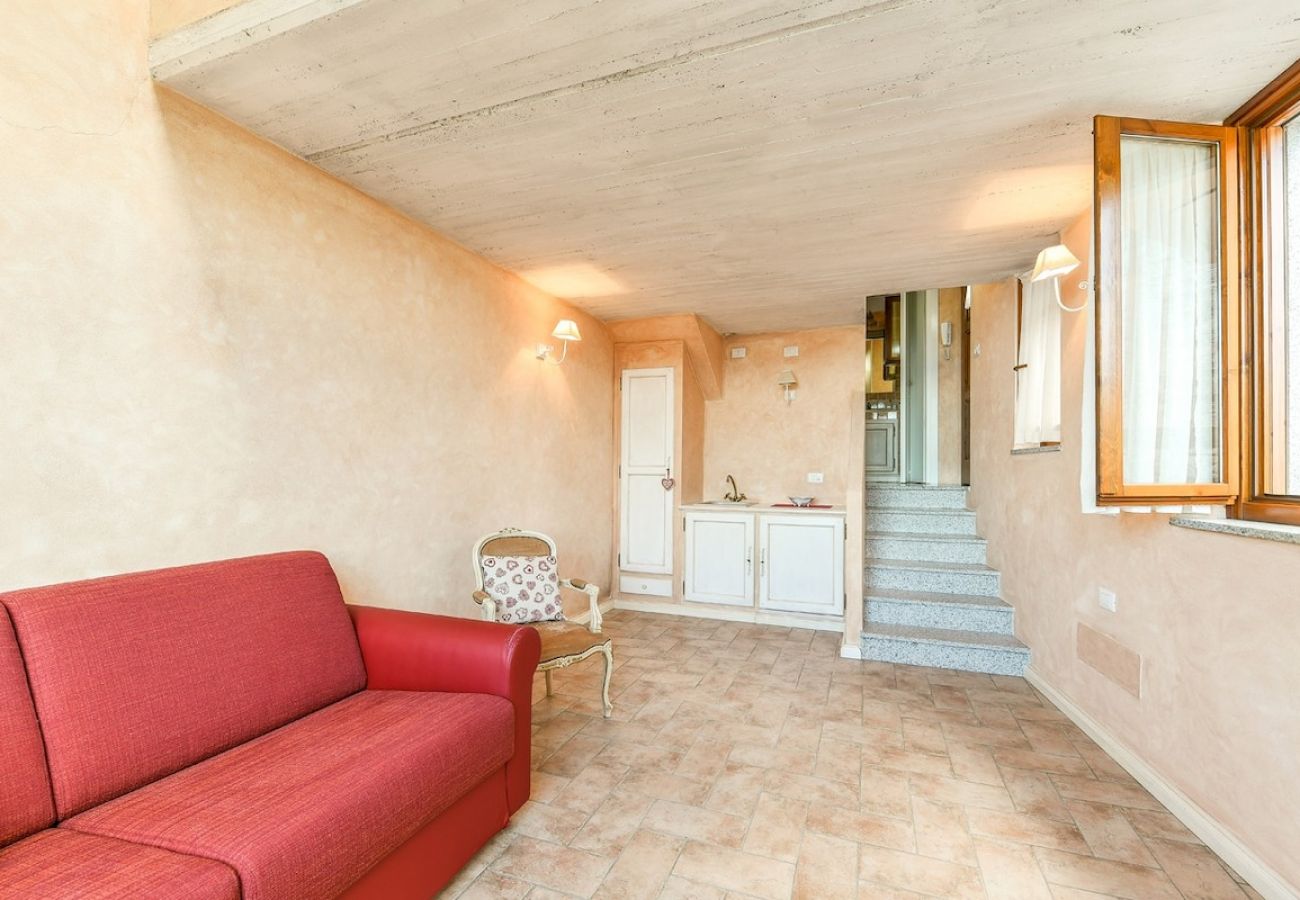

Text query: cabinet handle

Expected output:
[760,548,766,575]
[746,547,752,575]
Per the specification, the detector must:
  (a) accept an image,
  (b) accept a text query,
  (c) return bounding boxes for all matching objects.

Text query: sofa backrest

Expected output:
[0,606,55,847]
[0,551,367,818]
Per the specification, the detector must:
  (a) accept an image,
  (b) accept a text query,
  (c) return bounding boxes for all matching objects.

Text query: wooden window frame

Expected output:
[1093,116,1242,505]
[1226,59,1300,525]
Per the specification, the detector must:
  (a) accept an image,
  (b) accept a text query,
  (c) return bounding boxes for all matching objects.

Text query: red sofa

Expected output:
[0,551,540,899]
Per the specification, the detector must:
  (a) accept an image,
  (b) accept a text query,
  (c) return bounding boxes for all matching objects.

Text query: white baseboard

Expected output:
[839,644,863,659]
[612,596,844,633]
[569,598,614,626]
[1025,667,1298,900]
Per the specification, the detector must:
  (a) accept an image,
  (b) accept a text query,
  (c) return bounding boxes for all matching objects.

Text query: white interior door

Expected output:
[684,512,754,606]
[620,367,675,574]
[758,514,845,614]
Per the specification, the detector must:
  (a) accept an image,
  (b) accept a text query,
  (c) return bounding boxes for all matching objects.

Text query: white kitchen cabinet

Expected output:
[758,513,845,615]
[683,511,754,606]
[682,508,844,618]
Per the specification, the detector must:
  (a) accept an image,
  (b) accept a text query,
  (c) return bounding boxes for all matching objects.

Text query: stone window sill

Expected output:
[1011,445,1061,456]
[1169,515,1300,546]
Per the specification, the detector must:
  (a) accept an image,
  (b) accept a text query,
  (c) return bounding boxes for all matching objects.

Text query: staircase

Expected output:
[860,483,1029,676]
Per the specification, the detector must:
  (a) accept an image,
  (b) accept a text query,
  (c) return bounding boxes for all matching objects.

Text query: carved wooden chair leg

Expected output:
[544,668,553,697]
[600,643,614,718]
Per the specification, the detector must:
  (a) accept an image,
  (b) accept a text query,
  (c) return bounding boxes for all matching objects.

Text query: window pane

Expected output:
[1119,135,1222,484]
[1281,117,1300,495]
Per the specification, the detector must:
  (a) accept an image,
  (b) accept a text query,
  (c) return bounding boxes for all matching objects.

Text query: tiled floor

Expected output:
[442,611,1258,899]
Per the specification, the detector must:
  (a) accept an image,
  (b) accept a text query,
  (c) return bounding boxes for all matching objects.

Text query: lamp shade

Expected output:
[776,370,798,387]
[1030,244,1081,282]
[551,319,582,342]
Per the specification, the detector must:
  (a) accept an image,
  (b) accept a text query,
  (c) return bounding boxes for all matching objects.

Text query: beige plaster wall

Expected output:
[703,327,864,506]
[150,0,242,39]
[937,286,966,485]
[1,1,614,619]
[968,211,1300,892]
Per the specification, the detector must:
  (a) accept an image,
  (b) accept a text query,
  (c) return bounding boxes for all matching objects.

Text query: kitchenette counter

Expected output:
[680,502,847,517]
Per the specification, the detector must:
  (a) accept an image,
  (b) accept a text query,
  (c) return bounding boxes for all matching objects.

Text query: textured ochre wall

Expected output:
[703,327,864,506]
[0,1,614,617]
[968,211,1300,892]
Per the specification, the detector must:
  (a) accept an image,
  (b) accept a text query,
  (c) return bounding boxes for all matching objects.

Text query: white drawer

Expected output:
[619,574,673,597]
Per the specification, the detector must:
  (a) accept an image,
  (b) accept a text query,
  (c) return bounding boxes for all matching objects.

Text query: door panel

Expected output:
[758,514,845,614]
[620,367,675,574]
[684,513,753,606]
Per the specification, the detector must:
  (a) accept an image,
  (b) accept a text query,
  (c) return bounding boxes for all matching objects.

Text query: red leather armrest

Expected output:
[347,605,540,812]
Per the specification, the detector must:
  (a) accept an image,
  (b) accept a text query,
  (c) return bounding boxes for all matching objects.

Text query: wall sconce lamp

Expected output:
[777,369,798,404]
[536,319,582,365]
[1030,244,1088,312]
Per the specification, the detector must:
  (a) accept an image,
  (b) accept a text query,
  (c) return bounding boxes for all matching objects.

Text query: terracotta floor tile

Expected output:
[858,842,987,900]
[641,798,747,849]
[1049,776,1163,811]
[491,835,612,896]
[908,772,1016,812]
[805,803,915,852]
[965,807,1092,854]
[672,840,796,899]
[1143,837,1251,900]
[742,791,810,862]
[1034,847,1181,900]
[1066,800,1157,867]
[794,831,858,900]
[594,829,684,900]
[656,875,726,899]
[912,796,977,865]
[974,836,1054,900]
[446,612,1254,900]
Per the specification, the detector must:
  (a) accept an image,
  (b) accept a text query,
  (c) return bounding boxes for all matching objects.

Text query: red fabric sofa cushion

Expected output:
[0,551,366,817]
[0,607,54,848]
[0,829,238,900]
[66,689,514,900]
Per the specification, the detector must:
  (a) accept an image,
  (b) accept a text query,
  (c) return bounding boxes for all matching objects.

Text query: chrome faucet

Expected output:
[724,474,747,502]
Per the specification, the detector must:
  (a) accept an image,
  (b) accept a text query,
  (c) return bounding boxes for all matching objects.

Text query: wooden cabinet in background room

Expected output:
[865,420,899,481]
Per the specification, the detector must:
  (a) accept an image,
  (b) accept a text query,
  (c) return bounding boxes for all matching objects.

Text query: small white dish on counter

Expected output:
[788,496,814,507]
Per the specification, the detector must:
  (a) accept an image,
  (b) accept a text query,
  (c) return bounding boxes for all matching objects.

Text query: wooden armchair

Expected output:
[472,527,613,717]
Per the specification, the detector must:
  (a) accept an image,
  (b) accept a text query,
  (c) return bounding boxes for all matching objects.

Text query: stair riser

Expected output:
[865,487,968,510]
[864,536,987,564]
[865,566,1000,597]
[861,634,1029,676]
[864,510,977,535]
[866,598,1014,634]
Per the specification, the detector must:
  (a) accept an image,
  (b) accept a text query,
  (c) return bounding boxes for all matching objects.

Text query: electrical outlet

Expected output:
[807,472,824,484]
[730,347,747,359]
[783,345,799,357]
[1098,587,1117,613]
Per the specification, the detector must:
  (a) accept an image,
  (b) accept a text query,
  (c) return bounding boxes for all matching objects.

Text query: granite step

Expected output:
[865,483,969,510]
[864,507,978,536]
[864,531,988,565]
[860,622,1030,676]
[865,588,1014,634]
[864,558,1001,597]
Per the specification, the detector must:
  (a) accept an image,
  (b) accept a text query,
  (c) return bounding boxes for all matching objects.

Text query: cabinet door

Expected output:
[684,512,754,606]
[758,514,844,614]
[865,421,898,476]
[620,367,675,574]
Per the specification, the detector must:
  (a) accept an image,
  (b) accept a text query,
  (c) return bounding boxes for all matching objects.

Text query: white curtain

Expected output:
[1014,275,1061,447]
[1120,137,1221,484]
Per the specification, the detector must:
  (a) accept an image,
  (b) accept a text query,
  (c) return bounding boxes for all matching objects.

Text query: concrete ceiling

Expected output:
[153,0,1300,334]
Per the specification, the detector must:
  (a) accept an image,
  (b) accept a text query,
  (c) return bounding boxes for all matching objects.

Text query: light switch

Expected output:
[807,472,824,484]
[783,345,799,357]
[730,347,747,359]
[1098,587,1117,613]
